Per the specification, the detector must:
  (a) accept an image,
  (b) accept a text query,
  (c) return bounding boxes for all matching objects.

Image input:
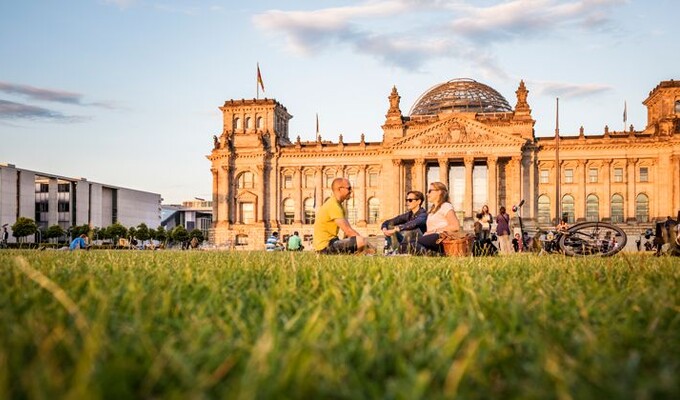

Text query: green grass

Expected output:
[0,251,678,399]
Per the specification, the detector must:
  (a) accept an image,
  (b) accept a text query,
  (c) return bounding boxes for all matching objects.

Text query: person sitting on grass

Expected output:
[265,231,284,251]
[313,177,370,254]
[287,231,304,251]
[411,182,461,255]
[380,190,426,254]
[69,234,90,251]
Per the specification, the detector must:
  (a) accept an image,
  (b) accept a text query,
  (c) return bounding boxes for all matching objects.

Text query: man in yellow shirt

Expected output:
[313,177,368,254]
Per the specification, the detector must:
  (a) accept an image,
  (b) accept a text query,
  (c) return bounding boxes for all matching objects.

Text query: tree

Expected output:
[11,217,38,243]
[135,223,151,243]
[106,223,127,245]
[171,225,189,244]
[189,229,205,243]
[70,224,91,239]
[155,226,167,245]
[46,225,66,243]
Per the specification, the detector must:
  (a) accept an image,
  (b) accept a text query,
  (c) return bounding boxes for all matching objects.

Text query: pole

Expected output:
[555,97,561,225]
[256,63,259,100]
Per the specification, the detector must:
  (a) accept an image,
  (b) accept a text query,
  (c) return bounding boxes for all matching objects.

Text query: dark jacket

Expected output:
[381,207,427,233]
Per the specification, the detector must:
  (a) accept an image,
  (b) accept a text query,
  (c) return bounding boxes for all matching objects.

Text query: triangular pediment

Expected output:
[236,190,258,201]
[392,116,527,148]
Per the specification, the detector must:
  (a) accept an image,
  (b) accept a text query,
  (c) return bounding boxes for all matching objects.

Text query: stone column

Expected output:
[438,158,448,187]
[212,168,220,224]
[414,158,425,193]
[509,156,521,212]
[294,167,303,224]
[315,167,323,210]
[523,155,534,219]
[48,177,58,227]
[392,159,403,217]
[268,161,279,227]
[626,158,638,222]
[602,160,611,220]
[487,156,498,214]
[673,156,680,218]
[357,165,367,226]
[576,160,586,221]
[464,156,474,217]
[256,165,265,223]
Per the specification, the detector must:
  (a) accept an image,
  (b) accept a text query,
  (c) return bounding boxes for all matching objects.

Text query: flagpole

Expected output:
[623,100,627,131]
[256,62,260,100]
[555,97,561,225]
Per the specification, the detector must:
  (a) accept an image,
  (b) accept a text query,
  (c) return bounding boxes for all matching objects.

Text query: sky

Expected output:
[1,0,677,204]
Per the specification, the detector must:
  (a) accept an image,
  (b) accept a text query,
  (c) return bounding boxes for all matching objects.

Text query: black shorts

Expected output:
[318,237,358,254]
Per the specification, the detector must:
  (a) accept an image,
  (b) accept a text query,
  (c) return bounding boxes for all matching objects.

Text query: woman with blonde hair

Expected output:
[413,181,461,254]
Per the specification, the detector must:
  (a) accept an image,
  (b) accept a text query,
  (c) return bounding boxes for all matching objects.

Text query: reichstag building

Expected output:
[208,78,680,249]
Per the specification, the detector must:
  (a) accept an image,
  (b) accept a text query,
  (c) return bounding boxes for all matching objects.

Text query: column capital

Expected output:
[392,159,403,167]
[438,157,448,166]
[414,158,425,167]
[487,155,498,165]
[464,156,474,165]
[358,164,368,171]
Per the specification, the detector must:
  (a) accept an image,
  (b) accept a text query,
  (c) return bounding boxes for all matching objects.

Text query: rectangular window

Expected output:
[57,183,70,192]
[614,168,623,182]
[58,202,69,212]
[589,168,598,183]
[564,169,574,184]
[368,172,379,187]
[347,173,357,188]
[304,174,314,188]
[283,174,293,189]
[324,173,334,188]
[239,202,254,224]
[639,167,649,182]
[540,169,549,184]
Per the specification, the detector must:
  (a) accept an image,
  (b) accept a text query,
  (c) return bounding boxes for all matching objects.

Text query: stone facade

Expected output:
[208,79,680,250]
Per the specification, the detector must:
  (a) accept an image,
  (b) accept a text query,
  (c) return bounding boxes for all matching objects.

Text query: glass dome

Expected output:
[409,78,512,116]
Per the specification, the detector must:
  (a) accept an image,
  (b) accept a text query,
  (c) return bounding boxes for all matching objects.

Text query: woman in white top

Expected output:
[415,181,461,254]
[476,204,493,240]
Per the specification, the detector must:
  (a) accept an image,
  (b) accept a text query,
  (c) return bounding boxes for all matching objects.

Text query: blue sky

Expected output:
[1,0,676,204]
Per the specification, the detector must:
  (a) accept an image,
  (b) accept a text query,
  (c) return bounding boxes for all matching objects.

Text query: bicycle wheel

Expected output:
[558,222,627,257]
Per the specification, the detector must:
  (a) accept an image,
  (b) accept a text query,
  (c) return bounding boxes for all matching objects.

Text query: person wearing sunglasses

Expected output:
[413,181,461,255]
[313,177,369,254]
[380,190,426,254]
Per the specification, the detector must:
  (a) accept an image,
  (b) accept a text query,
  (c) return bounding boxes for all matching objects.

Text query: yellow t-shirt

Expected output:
[313,197,346,251]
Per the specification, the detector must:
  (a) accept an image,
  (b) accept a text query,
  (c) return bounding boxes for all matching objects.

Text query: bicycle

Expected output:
[514,200,627,257]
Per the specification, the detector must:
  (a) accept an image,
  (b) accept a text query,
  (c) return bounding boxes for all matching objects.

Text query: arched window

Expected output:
[537,195,551,226]
[245,117,251,129]
[586,194,599,222]
[610,194,624,223]
[282,198,294,224]
[233,117,240,130]
[561,194,575,223]
[635,193,649,222]
[237,172,254,189]
[256,116,264,129]
[303,198,315,224]
[675,100,680,114]
[346,197,358,225]
[368,197,380,224]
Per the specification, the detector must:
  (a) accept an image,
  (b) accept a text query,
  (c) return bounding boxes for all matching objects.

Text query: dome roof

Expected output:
[409,78,512,116]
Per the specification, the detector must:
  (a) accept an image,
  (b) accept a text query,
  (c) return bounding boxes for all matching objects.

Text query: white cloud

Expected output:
[253,0,628,76]
[532,80,613,97]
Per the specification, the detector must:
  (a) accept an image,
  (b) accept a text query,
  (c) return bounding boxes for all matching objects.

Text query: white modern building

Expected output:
[161,199,213,238]
[0,163,161,243]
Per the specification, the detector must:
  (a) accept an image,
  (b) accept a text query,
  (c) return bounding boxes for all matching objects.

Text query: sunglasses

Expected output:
[340,186,352,191]
[405,198,419,202]
[428,189,440,193]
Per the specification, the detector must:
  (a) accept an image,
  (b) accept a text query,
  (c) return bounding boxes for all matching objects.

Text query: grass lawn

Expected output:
[0,250,678,399]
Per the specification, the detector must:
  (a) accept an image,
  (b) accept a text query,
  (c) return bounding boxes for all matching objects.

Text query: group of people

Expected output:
[312,178,462,255]
[265,231,304,251]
